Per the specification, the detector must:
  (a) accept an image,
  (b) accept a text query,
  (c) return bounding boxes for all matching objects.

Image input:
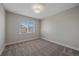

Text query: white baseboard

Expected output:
[5,36,79,51]
[0,46,5,55]
[42,37,79,51]
[6,37,39,46]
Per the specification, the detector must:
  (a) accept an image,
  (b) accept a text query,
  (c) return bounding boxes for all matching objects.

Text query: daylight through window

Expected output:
[18,19,35,34]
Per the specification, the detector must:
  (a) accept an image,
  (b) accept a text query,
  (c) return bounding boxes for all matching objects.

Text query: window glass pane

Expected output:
[18,19,34,33]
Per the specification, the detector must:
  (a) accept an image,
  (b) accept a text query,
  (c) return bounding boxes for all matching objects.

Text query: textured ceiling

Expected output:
[3,3,79,19]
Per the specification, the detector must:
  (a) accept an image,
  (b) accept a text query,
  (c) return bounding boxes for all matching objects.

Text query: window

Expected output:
[18,19,35,34]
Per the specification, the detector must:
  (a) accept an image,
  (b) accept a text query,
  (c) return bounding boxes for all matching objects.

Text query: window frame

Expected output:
[18,19,35,34]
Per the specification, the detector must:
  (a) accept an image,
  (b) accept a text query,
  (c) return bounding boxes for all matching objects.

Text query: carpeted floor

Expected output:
[1,39,79,56]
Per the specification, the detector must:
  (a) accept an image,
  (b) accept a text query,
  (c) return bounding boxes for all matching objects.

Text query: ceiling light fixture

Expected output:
[32,4,44,14]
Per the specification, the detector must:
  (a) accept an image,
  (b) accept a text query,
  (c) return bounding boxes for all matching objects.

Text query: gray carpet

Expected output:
[1,39,79,56]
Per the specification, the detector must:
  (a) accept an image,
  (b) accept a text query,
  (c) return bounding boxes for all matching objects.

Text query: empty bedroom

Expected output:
[0,3,79,56]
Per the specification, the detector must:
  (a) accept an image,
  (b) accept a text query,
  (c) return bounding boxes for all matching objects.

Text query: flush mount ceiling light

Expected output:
[32,4,44,14]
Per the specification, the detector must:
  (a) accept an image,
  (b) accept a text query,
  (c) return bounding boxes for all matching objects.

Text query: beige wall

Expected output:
[41,6,79,51]
[0,4,5,55]
[6,11,40,44]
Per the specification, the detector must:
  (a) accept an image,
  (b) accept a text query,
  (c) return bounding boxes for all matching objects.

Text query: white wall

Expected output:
[6,11,40,44]
[41,6,79,51]
[0,4,5,55]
